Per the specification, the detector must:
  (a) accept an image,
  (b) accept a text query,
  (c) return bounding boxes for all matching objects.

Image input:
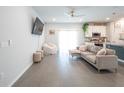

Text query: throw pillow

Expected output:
[106,49,115,55]
[89,45,95,53]
[87,45,93,51]
[87,45,101,54]
[79,45,88,52]
[97,48,106,55]
[94,46,102,54]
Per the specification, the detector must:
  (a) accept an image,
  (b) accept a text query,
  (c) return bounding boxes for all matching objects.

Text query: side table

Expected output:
[33,52,42,63]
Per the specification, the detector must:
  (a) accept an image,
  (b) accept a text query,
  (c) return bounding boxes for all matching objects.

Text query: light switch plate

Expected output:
[0,40,12,48]
[8,40,12,46]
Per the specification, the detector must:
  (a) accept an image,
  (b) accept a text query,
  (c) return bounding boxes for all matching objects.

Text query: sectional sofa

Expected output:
[78,44,118,72]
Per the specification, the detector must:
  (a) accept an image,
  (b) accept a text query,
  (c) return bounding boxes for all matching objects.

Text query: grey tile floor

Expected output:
[13,53,124,87]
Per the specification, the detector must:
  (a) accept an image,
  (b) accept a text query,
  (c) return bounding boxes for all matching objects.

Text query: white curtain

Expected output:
[58,30,78,54]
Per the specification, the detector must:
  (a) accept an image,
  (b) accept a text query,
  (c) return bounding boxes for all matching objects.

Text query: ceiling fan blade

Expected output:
[64,6,85,18]
[73,14,85,17]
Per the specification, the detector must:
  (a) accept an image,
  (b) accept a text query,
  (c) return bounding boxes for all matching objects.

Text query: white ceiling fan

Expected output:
[64,7,85,17]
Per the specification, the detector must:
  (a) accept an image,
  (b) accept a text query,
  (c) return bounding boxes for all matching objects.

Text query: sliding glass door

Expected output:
[58,30,78,54]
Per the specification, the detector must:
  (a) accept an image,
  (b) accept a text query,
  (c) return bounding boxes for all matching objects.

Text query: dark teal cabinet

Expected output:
[107,44,124,60]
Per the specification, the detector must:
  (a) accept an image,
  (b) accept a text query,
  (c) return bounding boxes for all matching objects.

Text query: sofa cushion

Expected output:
[106,49,115,55]
[91,46,102,54]
[79,45,88,52]
[81,51,94,56]
[94,46,102,53]
[87,45,102,54]
[97,48,106,55]
[87,45,93,51]
[85,54,96,64]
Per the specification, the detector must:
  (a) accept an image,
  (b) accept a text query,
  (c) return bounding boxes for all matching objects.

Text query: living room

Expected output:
[1,6,124,88]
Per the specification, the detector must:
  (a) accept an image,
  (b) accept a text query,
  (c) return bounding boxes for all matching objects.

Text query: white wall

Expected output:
[45,23,84,47]
[0,7,45,86]
[106,23,111,41]
[107,18,124,45]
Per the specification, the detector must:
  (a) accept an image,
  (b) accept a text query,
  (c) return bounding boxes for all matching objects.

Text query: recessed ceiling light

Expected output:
[106,18,110,20]
[52,18,56,22]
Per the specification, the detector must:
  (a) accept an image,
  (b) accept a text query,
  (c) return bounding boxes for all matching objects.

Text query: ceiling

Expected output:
[33,6,124,23]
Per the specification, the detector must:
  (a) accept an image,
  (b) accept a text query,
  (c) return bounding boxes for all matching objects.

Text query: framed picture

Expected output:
[49,30,55,35]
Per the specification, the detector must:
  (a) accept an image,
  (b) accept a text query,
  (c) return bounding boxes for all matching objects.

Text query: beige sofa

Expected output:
[79,44,118,72]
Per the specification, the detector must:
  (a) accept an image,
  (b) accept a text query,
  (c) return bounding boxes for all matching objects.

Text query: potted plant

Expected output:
[82,22,89,36]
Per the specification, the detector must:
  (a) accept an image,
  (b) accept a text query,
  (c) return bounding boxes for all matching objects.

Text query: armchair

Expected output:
[43,43,57,55]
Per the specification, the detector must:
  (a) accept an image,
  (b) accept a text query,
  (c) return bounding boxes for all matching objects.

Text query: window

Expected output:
[58,30,78,54]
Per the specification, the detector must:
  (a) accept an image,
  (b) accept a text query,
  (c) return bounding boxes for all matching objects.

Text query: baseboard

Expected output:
[8,62,33,87]
[118,59,124,63]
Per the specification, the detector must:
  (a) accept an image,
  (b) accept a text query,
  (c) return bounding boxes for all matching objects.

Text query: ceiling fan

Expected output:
[64,7,85,17]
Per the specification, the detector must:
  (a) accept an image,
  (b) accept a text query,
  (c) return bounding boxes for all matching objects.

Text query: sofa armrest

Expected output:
[96,55,118,69]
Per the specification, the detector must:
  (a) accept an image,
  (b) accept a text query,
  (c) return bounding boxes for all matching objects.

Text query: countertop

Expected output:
[106,42,124,47]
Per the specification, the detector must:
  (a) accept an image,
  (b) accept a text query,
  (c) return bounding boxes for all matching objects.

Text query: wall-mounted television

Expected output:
[32,17,44,35]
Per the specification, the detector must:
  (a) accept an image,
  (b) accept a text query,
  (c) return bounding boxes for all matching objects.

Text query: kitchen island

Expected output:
[107,43,124,61]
